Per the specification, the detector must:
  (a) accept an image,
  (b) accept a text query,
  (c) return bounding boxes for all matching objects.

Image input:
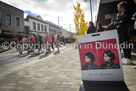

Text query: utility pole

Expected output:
[90,0,93,22]
[58,16,63,27]
[58,16,60,27]
[69,24,71,33]
[84,0,93,22]
[69,24,72,43]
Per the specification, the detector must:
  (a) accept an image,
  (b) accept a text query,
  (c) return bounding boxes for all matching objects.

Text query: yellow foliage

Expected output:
[73,2,88,42]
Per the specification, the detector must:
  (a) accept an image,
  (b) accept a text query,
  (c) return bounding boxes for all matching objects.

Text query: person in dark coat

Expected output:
[132,0,136,68]
[131,0,136,40]
[82,52,99,70]
[114,1,133,65]
[96,22,104,32]
[107,18,116,30]
[100,50,120,69]
[86,21,96,34]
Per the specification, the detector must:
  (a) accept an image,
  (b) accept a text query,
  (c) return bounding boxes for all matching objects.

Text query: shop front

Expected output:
[0,30,27,43]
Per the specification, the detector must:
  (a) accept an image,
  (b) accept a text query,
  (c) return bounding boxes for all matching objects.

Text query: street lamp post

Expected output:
[58,16,63,27]
[58,16,60,26]
[69,24,72,43]
[90,0,93,22]
[69,24,71,33]
[84,0,93,22]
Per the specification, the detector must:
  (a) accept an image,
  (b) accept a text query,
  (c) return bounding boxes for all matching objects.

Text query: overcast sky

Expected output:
[1,0,98,32]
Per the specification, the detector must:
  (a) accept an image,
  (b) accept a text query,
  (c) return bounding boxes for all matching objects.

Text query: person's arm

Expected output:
[132,12,136,21]
[114,16,121,26]
[116,14,127,25]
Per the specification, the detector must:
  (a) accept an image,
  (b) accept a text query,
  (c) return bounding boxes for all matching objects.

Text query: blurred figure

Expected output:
[115,1,132,65]
[32,35,35,52]
[54,32,60,52]
[49,33,54,51]
[86,21,96,34]
[132,0,136,68]
[35,32,43,54]
[107,18,116,30]
[43,32,50,54]
[16,39,22,54]
[96,22,104,32]
[20,36,27,54]
[27,34,33,53]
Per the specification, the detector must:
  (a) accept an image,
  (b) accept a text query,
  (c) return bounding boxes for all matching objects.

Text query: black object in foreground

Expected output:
[79,81,129,91]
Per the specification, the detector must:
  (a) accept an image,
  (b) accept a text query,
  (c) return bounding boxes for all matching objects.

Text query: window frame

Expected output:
[41,24,43,31]
[16,16,21,27]
[37,23,40,31]
[33,22,36,30]
[6,13,12,25]
[44,26,46,32]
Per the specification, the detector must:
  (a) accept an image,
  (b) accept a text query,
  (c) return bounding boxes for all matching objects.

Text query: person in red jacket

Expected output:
[32,35,35,52]
[49,34,54,51]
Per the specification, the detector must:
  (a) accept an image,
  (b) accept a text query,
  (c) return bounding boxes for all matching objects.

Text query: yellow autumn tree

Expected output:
[73,2,88,42]
[79,12,88,35]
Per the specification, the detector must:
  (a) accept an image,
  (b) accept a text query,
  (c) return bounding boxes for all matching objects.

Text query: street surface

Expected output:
[0,46,136,91]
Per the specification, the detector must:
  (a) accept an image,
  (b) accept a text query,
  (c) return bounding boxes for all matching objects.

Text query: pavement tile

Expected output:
[0,48,136,91]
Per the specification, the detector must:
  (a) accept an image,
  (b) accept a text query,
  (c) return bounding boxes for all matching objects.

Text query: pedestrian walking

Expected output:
[49,33,54,51]
[35,32,43,54]
[32,35,35,52]
[27,34,33,53]
[20,36,27,54]
[16,39,22,54]
[43,32,51,54]
[54,32,60,52]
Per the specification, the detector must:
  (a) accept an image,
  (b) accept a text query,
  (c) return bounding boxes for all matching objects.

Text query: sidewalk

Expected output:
[0,48,135,91]
[0,48,81,91]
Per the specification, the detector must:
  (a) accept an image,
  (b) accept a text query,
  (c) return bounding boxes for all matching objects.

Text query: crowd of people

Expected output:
[16,32,60,55]
[86,0,136,68]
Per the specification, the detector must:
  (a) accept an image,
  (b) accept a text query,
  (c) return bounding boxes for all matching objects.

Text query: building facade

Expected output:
[46,21,61,36]
[0,1,24,42]
[24,15,74,42]
[96,0,135,26]
[24,15,48,37]
[60,28,70,39]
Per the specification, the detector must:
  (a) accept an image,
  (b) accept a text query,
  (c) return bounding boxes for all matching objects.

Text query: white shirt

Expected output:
[134,21,136,29]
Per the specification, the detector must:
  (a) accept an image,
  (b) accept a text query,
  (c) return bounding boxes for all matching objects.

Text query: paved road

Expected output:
[0,47,136,91]
[0,47,81,91]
